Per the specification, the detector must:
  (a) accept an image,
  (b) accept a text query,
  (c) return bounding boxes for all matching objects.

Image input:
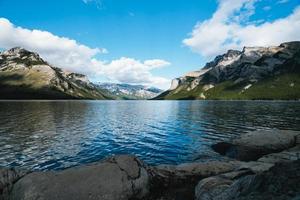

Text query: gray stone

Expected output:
[10,155,149,200]
[232,161,274,173]
[258,145,300,164]
[195,170,253,200]
[152,161,239,180]
[0,168,27,200]
[147,161,240,200]
[195,160,300,200]
[212,129,300,161]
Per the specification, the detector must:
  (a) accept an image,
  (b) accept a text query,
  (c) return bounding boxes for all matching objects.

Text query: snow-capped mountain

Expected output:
[97,83,162,99]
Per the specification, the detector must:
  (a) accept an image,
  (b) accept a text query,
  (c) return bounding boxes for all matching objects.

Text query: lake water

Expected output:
[0,100,299,171]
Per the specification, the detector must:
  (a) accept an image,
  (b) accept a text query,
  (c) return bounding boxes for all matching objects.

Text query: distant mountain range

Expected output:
[155,41,300,100]
[0,47,161,100]
[96,83,162,100]
[1,42,299,100]
[0,47,114,99]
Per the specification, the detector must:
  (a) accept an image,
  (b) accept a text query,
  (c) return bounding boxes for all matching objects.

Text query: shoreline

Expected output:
[1,129,300,200]
[0,99,300,102]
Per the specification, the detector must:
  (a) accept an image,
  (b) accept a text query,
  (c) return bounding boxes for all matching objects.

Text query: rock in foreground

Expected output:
[1,129,300,200]
[148,161,240,200]
[195,160,300,200]
[0,168,27,200]
[10,155,150,200]
[212,129,300,161]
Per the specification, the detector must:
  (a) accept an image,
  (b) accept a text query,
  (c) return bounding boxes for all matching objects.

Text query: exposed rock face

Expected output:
[156,41,300,100]
[212,129,300,161]
[169,78,181,90]
[184,68,212,78]
[201,42,298,84]
[0,47,114,99]
[10,155,149,200]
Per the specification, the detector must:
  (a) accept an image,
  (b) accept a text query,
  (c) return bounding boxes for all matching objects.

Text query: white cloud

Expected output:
[183,0,300,58]
[91,58,171,89]
[0,18,171,89]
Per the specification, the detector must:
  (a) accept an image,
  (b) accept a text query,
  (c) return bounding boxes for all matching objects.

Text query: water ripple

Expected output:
[0,100,299,171]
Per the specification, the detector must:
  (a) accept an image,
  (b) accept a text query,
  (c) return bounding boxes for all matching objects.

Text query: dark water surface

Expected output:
[0,100,299,171]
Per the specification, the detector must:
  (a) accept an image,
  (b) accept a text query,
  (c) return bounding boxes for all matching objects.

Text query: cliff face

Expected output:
[155,41,300,100]
[0,47,115,99]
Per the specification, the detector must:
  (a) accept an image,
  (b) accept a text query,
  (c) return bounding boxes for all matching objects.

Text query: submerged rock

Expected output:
[212,129,300,161]
[10,155,150,200]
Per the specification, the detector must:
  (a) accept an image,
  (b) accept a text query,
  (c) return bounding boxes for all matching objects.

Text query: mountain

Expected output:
[97,83,162,100]
[155,41,300,100]
[0,47,115,99]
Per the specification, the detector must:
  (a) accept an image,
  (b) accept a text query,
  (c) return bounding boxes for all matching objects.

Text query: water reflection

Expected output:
[0,100,299,171]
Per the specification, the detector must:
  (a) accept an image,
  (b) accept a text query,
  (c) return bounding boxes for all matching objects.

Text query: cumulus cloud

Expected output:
[0,18,106,74]
[91,58,171,88]
[0,18,171,89]
[183,0,300,58]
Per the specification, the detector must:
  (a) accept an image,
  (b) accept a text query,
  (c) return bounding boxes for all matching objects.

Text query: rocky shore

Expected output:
[1,129,300,200]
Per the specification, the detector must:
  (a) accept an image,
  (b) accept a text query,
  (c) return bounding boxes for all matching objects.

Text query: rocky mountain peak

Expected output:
[204,49,242,70]
[3,47,26,54]
[157,41,300,100]
[2,47,38,58]
[0,47,46,67]
[0,47,114,99]
[280,41,300,48]
[66,72,91,85]
[226,49,242,57]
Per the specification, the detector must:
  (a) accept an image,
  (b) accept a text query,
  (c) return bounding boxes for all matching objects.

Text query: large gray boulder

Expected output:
[258,145,300,164]
[152,161,239,180]
[147,161,240,200]
[10,155,150,200]
[212,129,300,161]
[0,168,27,200]
[195,160,300,200]
[195,169,253,200]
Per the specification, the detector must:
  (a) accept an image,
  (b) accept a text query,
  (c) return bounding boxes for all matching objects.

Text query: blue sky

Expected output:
[0,0,300,89]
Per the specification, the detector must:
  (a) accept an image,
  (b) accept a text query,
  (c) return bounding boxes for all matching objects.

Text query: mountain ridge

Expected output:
[155,41,300,100]
[0,47,115,99]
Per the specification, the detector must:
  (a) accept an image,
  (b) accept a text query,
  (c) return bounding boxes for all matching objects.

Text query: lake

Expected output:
[0,100,299,171]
